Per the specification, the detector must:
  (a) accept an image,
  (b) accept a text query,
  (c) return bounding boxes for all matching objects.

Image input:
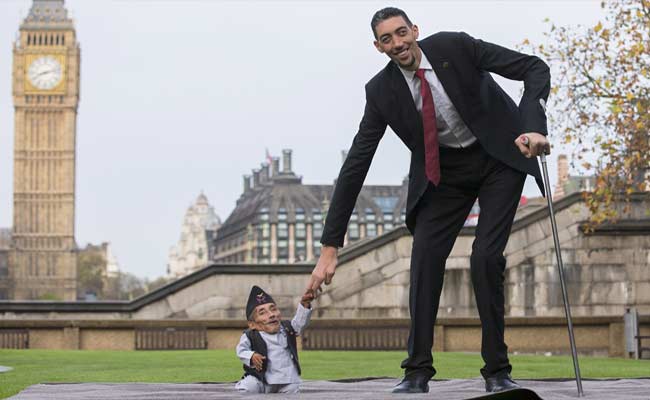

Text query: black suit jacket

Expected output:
[321,32,550,248]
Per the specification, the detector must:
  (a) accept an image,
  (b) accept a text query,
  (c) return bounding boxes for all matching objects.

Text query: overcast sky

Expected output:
[0,1,605,279]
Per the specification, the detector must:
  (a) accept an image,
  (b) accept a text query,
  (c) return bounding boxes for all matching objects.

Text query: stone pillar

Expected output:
[288,224,295,263]
[270,224,277,263]
[306,224,314,260]
[248,229,256,263]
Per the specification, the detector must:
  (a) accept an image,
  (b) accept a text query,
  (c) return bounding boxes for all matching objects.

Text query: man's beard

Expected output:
[395,52,415,69]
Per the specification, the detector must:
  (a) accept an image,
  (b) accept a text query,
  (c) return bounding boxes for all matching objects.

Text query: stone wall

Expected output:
[2,316,646,357]
[0,193,648,321]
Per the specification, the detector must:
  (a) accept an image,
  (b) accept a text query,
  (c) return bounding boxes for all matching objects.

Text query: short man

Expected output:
[306,7,550,394]
[235,286,314,394]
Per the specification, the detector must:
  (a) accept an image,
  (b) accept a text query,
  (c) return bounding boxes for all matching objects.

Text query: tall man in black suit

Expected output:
[306,7,551,394]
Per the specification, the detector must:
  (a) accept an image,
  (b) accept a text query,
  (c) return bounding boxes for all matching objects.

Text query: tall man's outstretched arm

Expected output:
[457,32,551,157]
[306,88,387,293]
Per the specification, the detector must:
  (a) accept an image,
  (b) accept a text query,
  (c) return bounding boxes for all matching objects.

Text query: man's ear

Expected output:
[247,320,257,330]
[373,40,385,54]
[412,24,419,40]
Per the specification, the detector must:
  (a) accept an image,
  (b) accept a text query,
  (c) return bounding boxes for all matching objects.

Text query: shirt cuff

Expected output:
[291,303,313,334]
[239,350,255,366]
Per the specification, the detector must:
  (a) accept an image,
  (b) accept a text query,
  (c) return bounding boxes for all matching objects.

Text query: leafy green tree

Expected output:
[77,251,105,299]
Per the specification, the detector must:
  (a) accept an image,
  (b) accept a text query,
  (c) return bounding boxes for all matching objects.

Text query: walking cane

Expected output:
[523,136,584,397]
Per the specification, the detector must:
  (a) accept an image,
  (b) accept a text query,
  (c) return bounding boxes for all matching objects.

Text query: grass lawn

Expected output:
[0,349,648,398]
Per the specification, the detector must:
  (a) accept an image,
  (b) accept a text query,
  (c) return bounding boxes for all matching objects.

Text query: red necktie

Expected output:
[415,69,441,186]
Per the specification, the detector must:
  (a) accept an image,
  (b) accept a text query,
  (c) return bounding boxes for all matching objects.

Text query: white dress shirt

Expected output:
[236,303,312,385]
[398,51,477,148]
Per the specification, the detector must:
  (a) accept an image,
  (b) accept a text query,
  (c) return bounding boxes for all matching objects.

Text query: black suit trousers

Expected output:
[401,142,525,380]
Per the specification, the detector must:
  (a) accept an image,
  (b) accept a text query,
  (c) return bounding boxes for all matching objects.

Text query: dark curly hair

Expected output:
[371,7,413,38]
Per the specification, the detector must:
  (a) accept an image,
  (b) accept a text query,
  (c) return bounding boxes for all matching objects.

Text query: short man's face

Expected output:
[373,16,420,70]
[249,302,282,334]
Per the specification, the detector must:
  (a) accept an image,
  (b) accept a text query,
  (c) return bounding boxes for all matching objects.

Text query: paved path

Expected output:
[8,378,650,399]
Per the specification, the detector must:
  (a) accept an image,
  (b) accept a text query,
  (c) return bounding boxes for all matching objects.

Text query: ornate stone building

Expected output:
[9,0,80,300]
[212,149,408,264]
[167,193,221,278]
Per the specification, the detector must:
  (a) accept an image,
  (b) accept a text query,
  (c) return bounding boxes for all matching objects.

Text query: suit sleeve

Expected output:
[320,87,387,248]
[458,31,551,135]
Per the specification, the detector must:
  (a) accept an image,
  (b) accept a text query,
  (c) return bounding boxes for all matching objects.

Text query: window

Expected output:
[278,222,288,238]
[296,240,306,262]
[257,237,270,258]
[296,208,305,221]
[313,242,321,257]
[384,223,394,231]
[366,223,377,237]
[0,259,7,277]
[348,223,359,239]
[278,240,288,259]
[278,208,287,221]
[312,211,322,221]
[296,223,306,238]
[384,213,393,221]
[262,223,270,238]
[313,222,323,239]
[373,196,399,212]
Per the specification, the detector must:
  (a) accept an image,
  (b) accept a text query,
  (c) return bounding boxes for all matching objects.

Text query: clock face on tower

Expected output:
[27,56,63,90]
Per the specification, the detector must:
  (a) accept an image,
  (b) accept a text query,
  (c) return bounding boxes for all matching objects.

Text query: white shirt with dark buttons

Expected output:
[236,303,312,384]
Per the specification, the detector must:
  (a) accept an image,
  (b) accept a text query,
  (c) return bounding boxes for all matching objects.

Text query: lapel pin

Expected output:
[442,61,449,68]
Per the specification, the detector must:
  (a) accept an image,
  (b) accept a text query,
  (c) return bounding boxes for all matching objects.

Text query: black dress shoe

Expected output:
[392,375,430,393]
[485,374,521,393]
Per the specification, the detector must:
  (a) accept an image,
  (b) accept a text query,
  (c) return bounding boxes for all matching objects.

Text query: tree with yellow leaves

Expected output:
[525,0,649,227]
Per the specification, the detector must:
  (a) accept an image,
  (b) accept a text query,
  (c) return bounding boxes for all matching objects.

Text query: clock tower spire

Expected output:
[9,0,80,300]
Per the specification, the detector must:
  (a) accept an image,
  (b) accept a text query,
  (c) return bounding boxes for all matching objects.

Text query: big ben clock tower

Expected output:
[9,0,79,300]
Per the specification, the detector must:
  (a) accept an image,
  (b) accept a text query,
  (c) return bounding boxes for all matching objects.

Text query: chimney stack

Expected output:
[553,154,569,199]
[243,175,251,194]
[260,163,270,184]
[252,169,260,188]
[271,157,280,177]
[282,149,292,173]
